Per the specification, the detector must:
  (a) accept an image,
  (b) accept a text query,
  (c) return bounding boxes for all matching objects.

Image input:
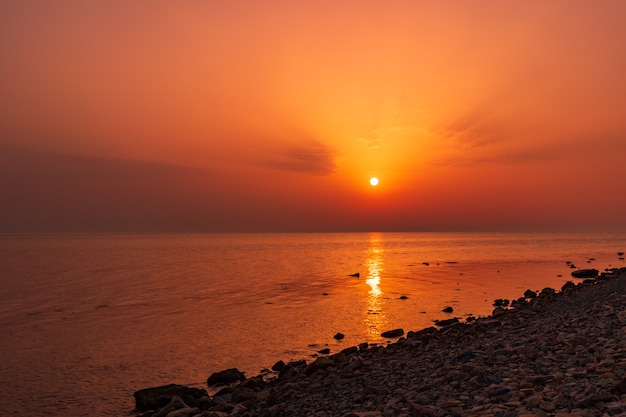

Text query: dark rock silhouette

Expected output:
[523,289,537,298]
[272,360,286,372]
[381,328,404,338]
[349,272,360,278]
[206,368,246,387]
[434,317,459,327]
[133,384,207,411]
[571,268,599,278]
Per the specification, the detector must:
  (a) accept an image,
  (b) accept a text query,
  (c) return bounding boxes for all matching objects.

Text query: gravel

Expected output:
[136,267,626,417]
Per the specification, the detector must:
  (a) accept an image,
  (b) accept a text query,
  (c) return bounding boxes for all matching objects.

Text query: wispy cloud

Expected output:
[431,148,558,168]
[431,130,626,168]
[258,138,337,175]
[357,136,380,151]
[436,109,509,149]
[0,146,212,179]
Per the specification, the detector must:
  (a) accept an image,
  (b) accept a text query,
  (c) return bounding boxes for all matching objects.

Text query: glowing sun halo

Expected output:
[369,177,379,187]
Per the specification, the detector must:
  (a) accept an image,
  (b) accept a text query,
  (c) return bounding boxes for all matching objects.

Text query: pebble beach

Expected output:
[134,266,626,417]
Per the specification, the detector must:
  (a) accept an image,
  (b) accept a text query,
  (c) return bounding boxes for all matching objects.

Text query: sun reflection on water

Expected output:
[364,233,387,341]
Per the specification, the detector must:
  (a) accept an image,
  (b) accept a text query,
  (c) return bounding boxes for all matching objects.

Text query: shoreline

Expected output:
[134,266,626,417]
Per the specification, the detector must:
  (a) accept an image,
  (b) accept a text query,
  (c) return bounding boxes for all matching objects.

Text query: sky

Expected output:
[1,1,626,233]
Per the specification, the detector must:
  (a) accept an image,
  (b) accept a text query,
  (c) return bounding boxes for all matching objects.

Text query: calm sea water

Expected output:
[1,232,625,416]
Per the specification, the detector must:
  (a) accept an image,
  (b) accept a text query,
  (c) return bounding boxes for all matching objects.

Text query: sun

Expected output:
[369,177,379,187]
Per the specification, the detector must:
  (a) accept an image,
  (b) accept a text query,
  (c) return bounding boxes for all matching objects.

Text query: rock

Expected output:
[579,393,616,407]
[455,350,474,361]
[338,346,359,356]
[611,376,626,395]
[277,364,299,380]
[231,386,257,403]
[349,272,360,277]
[287,359,307,369]
[334,332,345,340]
[206,368,246,387]
[433,317,459,327]
[164,408,200,417]
[511,297,528,309]
[442,306,454,313]
[271,360,286,372]
[539,401,556,411]
[133,384,207,411]
[134,268,626,417]
[492,306,507,317]
[572,268,599,278]
[317,348,330,354]
[381,328,404,338]
[408,400,436,417]
[304,356,335,375]
[561,281,577,292]
[212,386,232,398]
[525,395,541,408]
[240,376,265,390]
[523,289,537,298]
[150,396,188,417]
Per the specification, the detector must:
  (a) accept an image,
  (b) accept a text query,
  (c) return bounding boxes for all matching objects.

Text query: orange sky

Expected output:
[1,1,626,233]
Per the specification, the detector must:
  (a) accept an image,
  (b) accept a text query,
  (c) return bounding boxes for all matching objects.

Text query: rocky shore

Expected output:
[134,266,626,417]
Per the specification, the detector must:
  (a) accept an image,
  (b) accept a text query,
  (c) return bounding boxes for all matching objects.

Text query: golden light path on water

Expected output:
[364,233,387,341]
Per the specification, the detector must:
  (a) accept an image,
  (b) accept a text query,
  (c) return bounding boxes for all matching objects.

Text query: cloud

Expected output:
[0,146,211,182]
[357,136,379,151]
[436,107,509,148]
[431,148,558,168]
[258,138,337,175]
[0,146,220,232]
[431,130,626,169]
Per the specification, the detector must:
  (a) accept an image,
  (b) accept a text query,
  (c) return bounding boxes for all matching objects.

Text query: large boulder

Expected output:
[206,368,246,387]
[571,268,599,279]
[133,384,207,411]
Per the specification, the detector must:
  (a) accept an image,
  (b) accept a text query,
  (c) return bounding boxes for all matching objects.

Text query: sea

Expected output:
[1,232,625,416]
